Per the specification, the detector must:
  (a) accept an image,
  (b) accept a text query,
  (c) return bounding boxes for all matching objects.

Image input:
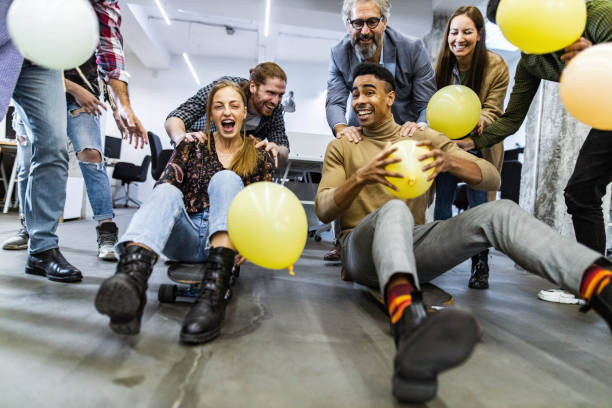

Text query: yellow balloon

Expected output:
[385,140,435,199]
[560,43,612,130]
[497,0,586,54]
[426,85,481,139]
[227,182,308,270]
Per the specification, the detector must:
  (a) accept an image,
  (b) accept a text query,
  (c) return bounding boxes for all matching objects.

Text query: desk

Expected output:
[0,139,18,214]
[278,153,333,240]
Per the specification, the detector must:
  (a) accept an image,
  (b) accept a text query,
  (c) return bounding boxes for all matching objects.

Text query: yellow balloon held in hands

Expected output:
[497,0,586,54]
[228,182,308,271]
[7,0,99,69]
[384,140,435,199]
[560,43,612,130]
[426,85,481,140]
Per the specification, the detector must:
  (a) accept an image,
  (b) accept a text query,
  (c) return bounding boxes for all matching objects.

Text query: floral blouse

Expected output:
[155,137,274,214]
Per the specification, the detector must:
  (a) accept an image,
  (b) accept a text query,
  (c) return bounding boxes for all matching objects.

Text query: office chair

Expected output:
[148,131,173,180]
[112,155,151,208]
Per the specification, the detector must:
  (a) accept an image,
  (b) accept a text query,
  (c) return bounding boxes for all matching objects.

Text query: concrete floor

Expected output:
[0,209,610,408]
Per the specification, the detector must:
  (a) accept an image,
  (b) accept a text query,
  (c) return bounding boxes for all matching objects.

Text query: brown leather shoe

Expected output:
[324,246,341,262]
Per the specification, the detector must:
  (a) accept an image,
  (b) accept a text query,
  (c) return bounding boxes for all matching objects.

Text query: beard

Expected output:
[352,32,382,60]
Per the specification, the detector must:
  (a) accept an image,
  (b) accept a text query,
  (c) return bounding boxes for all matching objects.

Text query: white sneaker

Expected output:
[96,222,118,261]
[537,289,586,305]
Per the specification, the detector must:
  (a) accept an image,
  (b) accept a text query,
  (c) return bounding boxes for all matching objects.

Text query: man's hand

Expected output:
[175,131,207,146]
[454,137,476,151]
[251,135,280,168]
[355,142,403,190]
[68,83,107,116]
[334,124,362,143]
[107,78,148,149]
[415,140,448,181]
[561,37,592,63]
[399,121,426,138]
[112,106,148,149]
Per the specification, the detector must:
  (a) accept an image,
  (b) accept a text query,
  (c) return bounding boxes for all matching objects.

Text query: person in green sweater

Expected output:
[457,0,612,303]
[315,62,612,404]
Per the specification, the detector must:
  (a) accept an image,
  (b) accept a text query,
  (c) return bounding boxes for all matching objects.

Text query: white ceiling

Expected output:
[120,0,498,69]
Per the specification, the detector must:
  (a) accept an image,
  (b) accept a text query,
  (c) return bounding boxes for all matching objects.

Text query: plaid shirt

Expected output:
[166,76,290,149]
[477,0,612,149]
[92,0,128,83]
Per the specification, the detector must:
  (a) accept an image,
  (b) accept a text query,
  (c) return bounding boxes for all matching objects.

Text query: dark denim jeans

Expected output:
[564,128,612,255]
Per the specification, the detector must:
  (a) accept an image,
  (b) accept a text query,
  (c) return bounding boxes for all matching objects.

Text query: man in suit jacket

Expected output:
[326,0,437,143]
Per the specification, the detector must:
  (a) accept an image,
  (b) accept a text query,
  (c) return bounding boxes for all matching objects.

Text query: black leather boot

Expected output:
[25,248,82,282]
[94,245,157,335]
[180,246,235,344]
[581,258,612,334]
[392,292,479,403]
[468,249,490,289]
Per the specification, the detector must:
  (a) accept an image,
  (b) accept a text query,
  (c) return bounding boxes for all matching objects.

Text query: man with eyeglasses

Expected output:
[323,0,437,263]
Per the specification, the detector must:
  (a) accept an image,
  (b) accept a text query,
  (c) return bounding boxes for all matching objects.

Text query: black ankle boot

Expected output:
[94,245,157,335]
[581,258,612,334]
[392,293,479,404]
[180,246,236,344]
[468,249,490,289]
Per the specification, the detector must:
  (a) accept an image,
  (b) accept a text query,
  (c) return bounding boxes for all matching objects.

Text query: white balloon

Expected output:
[7,0,99,70]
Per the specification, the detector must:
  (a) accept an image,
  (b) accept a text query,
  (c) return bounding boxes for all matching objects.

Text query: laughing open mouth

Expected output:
[221,119,236,133]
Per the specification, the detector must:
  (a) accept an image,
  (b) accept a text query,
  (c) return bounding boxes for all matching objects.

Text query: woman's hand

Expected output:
[235,254,246,266]
[454,137,476,151]
[250,135,279,168]
[475,119,485,137]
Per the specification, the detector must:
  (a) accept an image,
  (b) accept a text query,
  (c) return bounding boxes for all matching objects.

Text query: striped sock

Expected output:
[580,264,612,301]
[387,283,414,324]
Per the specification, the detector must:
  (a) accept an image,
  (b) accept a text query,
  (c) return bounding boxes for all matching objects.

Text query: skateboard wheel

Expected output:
[158,284,177,303]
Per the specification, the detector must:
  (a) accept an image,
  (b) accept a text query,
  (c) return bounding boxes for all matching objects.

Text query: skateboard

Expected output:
[366,283,454,314]
[157,261,240,303]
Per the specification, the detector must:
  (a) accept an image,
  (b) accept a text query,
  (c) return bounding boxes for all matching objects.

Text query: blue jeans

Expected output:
[13,103,114,222]
[66,102,114,221]
[116,170,244,262]
[434,172,488,220]
[11,62,68,254]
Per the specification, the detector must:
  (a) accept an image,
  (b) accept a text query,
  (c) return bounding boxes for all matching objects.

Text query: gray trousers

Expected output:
[340,199,601,297]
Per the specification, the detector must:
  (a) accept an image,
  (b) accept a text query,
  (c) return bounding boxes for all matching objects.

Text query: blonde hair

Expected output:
[204,80,260,177]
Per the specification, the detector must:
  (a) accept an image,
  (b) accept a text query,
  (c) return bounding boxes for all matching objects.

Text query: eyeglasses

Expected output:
[347,16,385,30]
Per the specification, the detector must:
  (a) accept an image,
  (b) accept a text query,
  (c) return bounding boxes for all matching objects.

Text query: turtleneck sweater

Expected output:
[315,118,500,238]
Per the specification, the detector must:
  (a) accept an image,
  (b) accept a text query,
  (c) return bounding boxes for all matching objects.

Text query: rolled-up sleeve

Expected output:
[94,0,128,83]
[325,51,350,134]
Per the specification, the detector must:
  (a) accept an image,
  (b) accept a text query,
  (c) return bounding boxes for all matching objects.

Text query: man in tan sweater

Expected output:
[315,63,612,404]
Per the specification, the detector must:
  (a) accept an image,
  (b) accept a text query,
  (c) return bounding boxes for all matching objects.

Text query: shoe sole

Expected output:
[25,265,82,283]
[179,326,221,345]
[98,251,118,261]
[2,243,28,250]
[94,275,144,335]
[392,309,479,403]
[538,290,585,305]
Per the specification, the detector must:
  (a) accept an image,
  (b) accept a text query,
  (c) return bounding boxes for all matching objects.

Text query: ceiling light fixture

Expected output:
[264,0,271,37]
[154,0,171,26]
[182,53,200,85]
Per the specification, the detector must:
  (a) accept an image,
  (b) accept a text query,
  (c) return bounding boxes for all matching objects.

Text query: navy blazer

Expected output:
[325,26,436,132]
